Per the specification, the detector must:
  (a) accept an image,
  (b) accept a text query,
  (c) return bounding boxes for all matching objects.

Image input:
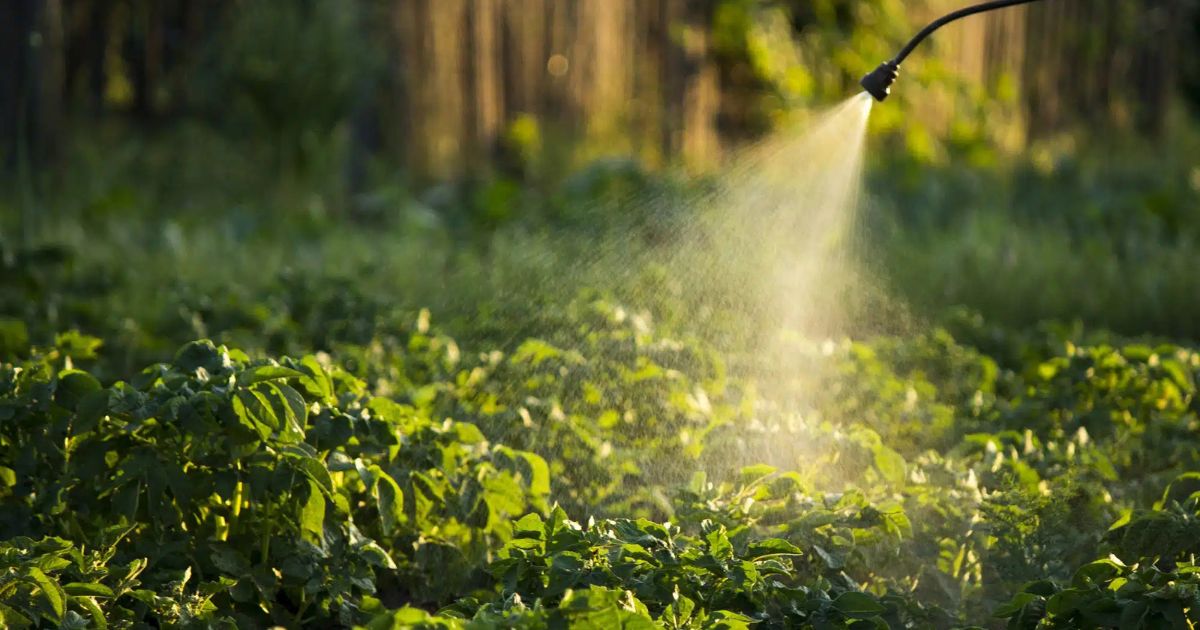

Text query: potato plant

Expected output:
[3,257,1200,627]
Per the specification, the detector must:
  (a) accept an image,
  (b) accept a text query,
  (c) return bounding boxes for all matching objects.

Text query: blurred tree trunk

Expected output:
[391,0,470,181]
[634,0,669,167]
[84,0,111,116]
[388,0,413,176]
[1,0,40,172]
[672,0,720,171]
[921,0,1185,145]
[6,0,1196,194]
[1019,0,1180,139]
[1,0,65,245]
[500,0,545,120]
[1129,0,1177,136]
[622,0,724,168]
[543,1,578,134]
[465,0,504,172]
[391,0,722,181]
[1,0,64,171]
[571,0,633,156]
[128,0,164,120]
[41,0,65,167]
[347,1,386,220]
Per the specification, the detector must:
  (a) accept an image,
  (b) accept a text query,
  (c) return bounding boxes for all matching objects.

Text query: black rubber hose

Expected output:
[892,0,1047,66]
[861,0,1050,101]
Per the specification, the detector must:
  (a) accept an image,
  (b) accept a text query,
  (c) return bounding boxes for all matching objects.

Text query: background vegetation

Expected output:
[4,0,1200,340]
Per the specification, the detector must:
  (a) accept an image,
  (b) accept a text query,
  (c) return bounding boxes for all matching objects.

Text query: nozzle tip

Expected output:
[860,62,899,102]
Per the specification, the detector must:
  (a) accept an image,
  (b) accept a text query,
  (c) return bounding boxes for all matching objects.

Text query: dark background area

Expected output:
[2,0,1200,346]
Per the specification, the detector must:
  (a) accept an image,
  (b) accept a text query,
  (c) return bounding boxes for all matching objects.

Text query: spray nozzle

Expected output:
[860,62,899,102]
[860,0,1047,102]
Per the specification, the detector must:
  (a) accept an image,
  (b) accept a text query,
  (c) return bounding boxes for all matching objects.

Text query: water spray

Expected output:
[860,0,1049,102]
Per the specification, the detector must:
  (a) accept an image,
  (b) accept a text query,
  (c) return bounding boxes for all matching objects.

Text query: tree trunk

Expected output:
[678,0,719,171]
[346,1,386,220]
[1,1,39,172]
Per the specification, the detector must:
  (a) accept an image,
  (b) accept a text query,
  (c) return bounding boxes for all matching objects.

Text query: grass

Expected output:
[5,120,1200,351]
[865,130,1200,342]
[881,213,1200,340]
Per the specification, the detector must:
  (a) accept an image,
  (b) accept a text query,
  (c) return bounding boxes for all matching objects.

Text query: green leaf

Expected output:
[1122,344,1154,361]
[558,587,656,630]
[75,596,107,630]
[300,479,326,544]
[288,454,334,498]
[409,471,442,526]
[667,591,696,626]
[705,610,753,629]
[832,591,886,618]
[872,445,907,485]
[746,538,803,558]
[0,318,30,356]
[1149,599,1188,628]
[232,390,272,441]
[358,540,397,570]
[1160,359,1193,391]
[239,365,305,386]
[1161,472,1200,507]
[246,388,281,432]
[26,567,66,622]
[63,583,114,598]
[173,340,227,375]
[74,390,110,435]
[366,607,433,630]
[520,452,550,497]
[126,589,158,605]
[1119,600,1149,629]
[54,331,102,360]
[0,466,15,487]
[373,468,405,537]
[1045,588,1094,616]
[210,546,250,575]
[113,480,142,522]
[1023,579,1059,596]
[0,602,33,629]
[263,382,307,442]
[1072,559,1123,587]
[688,471,708,494]
[482,470,529,522]
[55,370,102,411]
[993,592,1040,617]
[296,356,334,401]
[35,556,71,573]
[512,339,564,366]
[451,422,486,444]
[547,552,585,595]
[738,464,777,484]
[706,529,734,561]
[58,610,90,629]
[513,512,545,538]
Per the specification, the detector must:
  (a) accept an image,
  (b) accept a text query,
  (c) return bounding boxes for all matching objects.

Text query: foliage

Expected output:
[0,536,150,629]
[2,286,1199,627]
[994,479,1200,628]
[205,0,372,173]
[4,173,1200,626]
[3,2,1200,627]
[0,335,547,626]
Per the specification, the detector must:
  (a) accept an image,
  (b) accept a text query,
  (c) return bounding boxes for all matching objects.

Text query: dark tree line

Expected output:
[1,0,1197,183]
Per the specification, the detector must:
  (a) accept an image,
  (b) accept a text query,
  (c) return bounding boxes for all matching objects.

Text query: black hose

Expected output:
[892,0,1047,65]
[861,0,1051,101]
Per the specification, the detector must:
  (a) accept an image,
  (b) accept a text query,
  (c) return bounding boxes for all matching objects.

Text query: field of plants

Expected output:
[4,155,1200,628]
[5,0,1200,626]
